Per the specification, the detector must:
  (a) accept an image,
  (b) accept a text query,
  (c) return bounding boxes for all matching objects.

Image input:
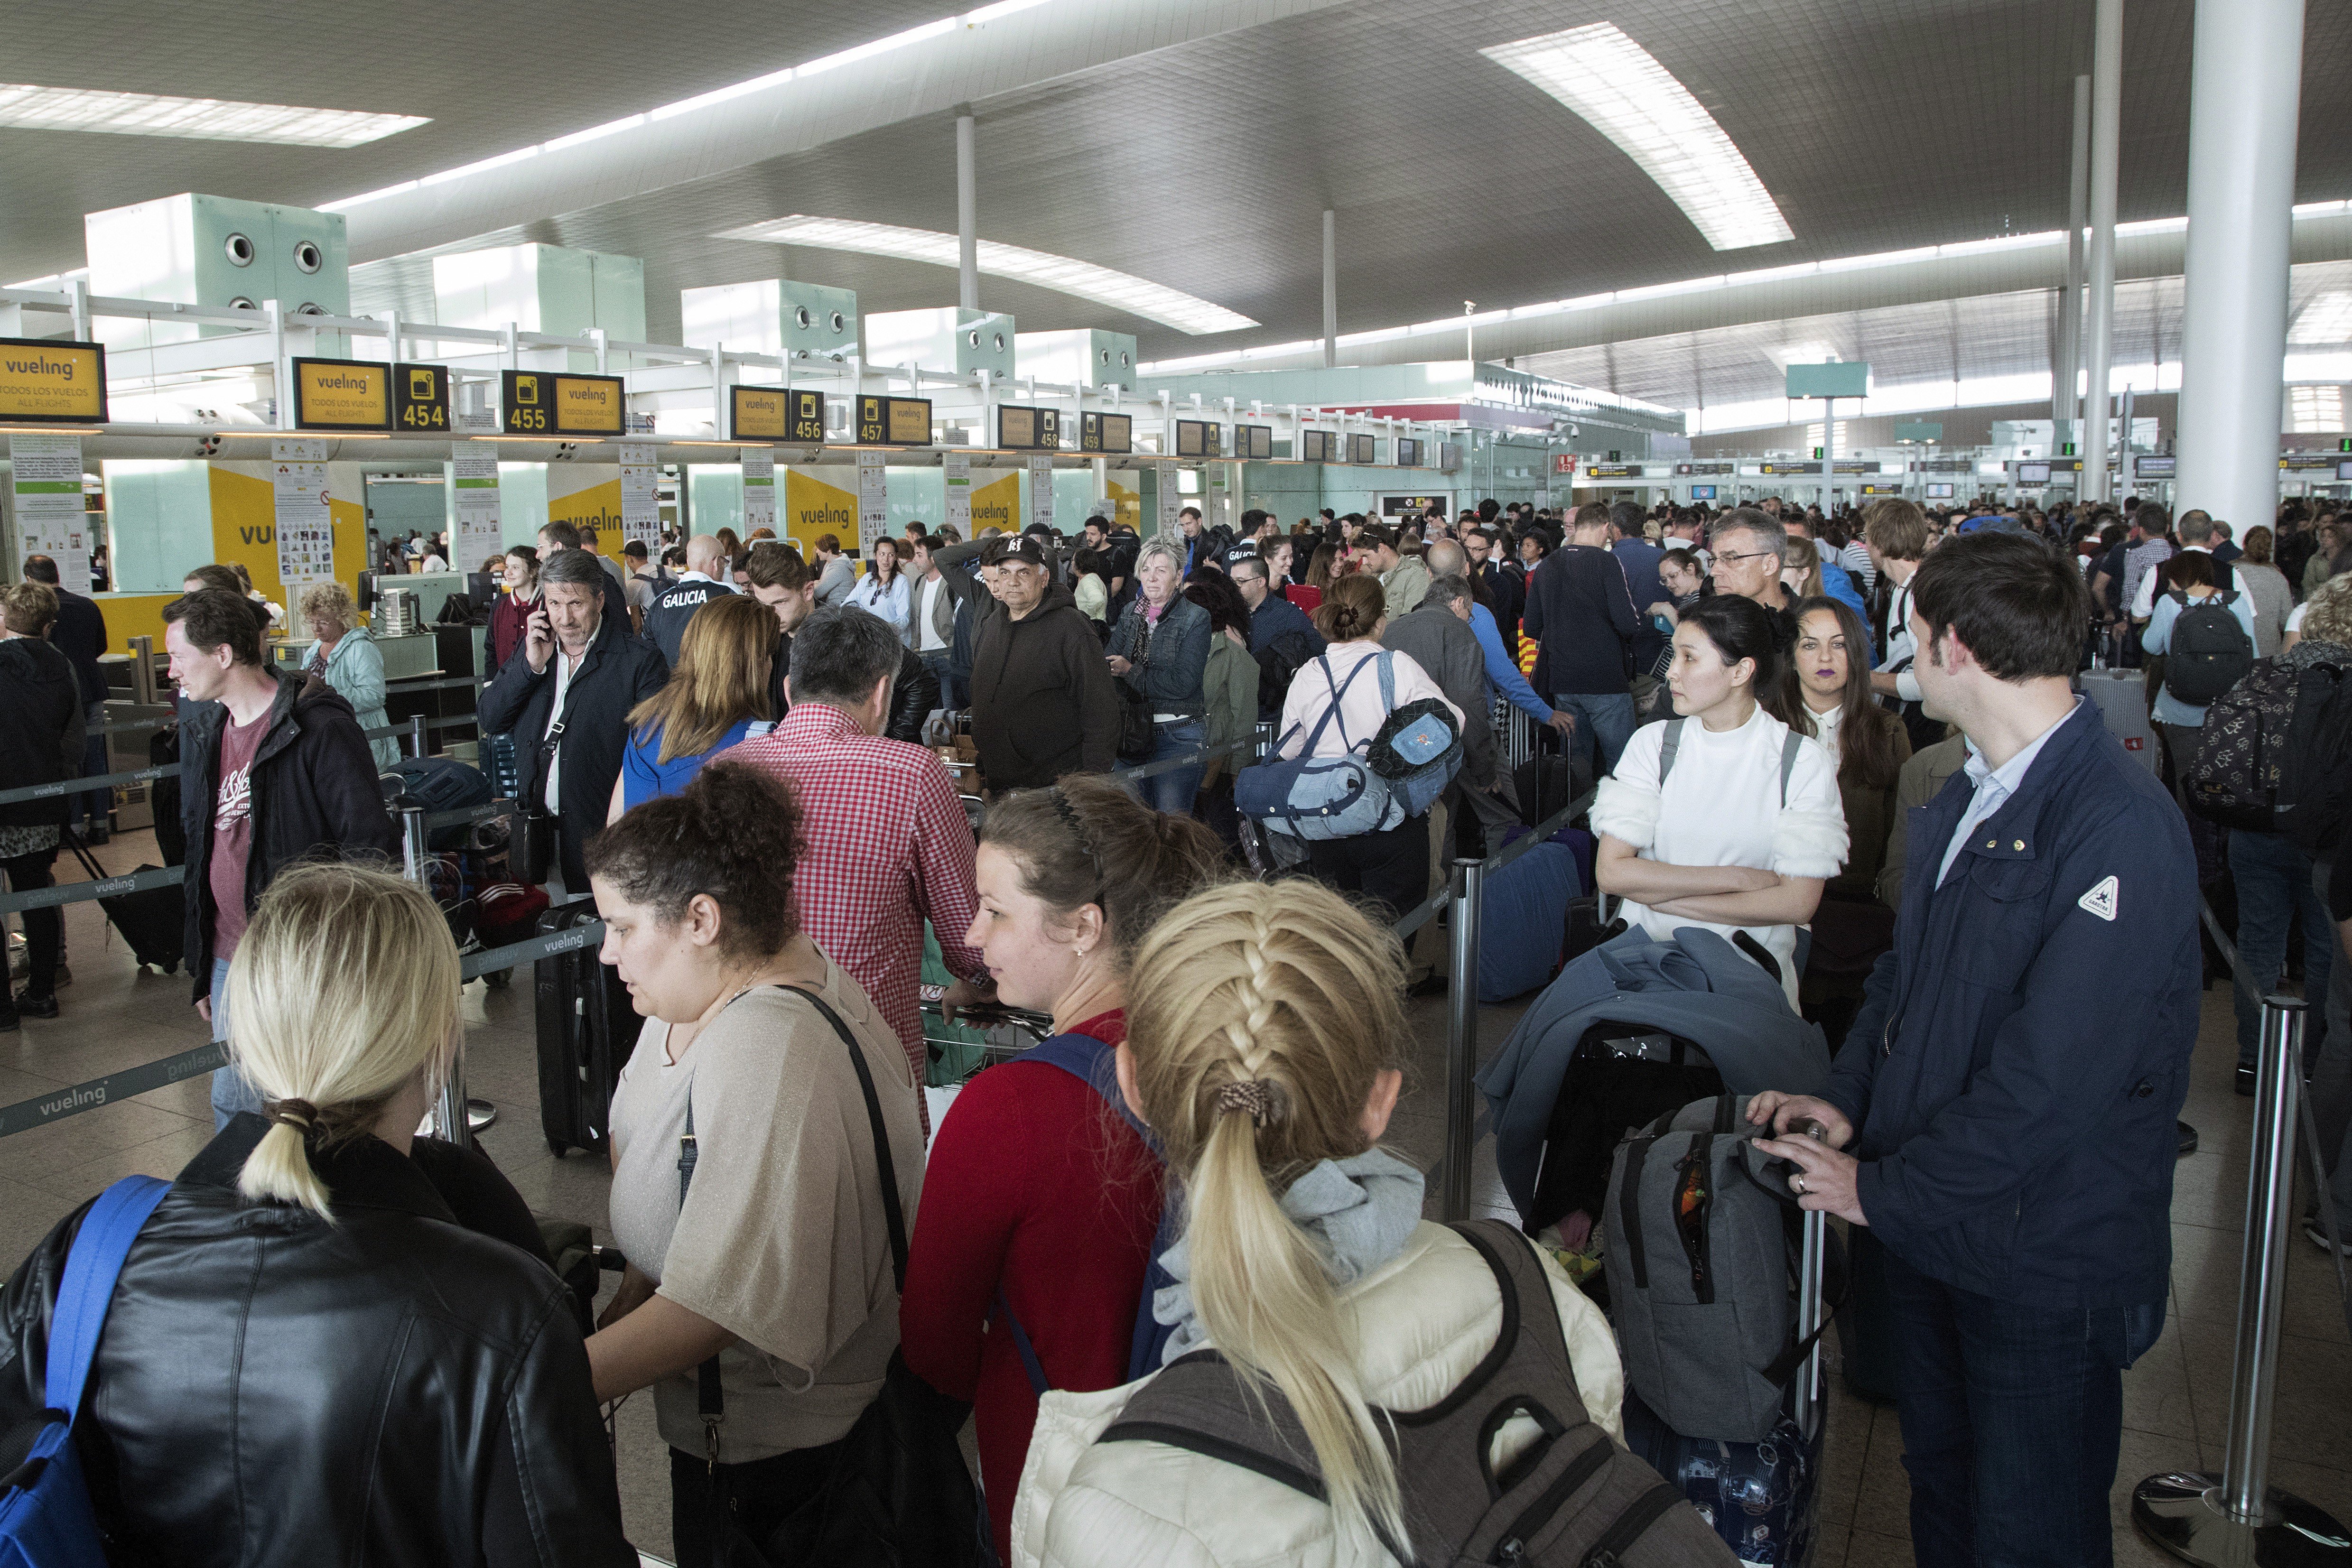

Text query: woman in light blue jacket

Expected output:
[299,581,400,769]
[846,535,913,641]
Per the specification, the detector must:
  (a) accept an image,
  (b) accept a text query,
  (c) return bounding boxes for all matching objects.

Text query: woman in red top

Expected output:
[900,775,1226,1563]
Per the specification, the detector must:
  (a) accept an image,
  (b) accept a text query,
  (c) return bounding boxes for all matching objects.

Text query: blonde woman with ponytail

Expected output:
[1012,880,1626,1568]
[0,863,636,1568]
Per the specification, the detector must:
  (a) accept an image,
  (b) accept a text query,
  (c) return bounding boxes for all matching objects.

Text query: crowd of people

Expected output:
[0,475,2347,1568]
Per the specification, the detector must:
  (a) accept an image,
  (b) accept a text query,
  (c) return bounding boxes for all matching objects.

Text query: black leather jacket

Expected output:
[772,634,940,745]
[0,1117,636,1568]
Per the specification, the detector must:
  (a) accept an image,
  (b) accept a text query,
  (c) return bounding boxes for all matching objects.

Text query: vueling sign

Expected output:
[0,338,105,423]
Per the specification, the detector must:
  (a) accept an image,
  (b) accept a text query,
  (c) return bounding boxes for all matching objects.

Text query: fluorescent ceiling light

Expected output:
[2290,291,2352,346]
[0,84,425,147]
[320,0,1057,213]
[1480,24,1791,251]
[1139,203,2351,378]
[716,215,1256,335]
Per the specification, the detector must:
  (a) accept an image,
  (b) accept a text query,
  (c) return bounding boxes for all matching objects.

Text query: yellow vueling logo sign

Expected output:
[0,338,105,423]
[293,357,391,431]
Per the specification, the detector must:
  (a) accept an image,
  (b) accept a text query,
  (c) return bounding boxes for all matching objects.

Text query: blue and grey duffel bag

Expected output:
[1236,653,1460,841]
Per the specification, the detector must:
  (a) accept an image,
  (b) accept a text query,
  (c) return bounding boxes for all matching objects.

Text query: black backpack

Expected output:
[2186,659,2299,831]
[1253,627,1320,721]
[2161,575,2255,706]
[2285,657,2352,857]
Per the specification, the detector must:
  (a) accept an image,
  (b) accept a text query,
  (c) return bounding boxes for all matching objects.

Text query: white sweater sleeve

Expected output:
[1770,734,1851,879]
[1589,719,1666,850]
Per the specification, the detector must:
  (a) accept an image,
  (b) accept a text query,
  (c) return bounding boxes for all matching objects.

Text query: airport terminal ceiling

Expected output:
[4,0,2351,361]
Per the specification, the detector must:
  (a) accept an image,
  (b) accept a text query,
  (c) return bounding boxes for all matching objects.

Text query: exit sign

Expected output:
[2062,442,2078,456]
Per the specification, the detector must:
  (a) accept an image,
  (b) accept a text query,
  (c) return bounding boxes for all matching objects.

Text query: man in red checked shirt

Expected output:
[724,605,993,1125]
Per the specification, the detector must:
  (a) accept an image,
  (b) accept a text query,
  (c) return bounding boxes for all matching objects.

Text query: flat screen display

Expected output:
[1927,482,1955,498]
[2017,462,2052,484]
[998,405,1060,451]
[1301,430,1336,462]
[856,395,933,445]
[1394,437,1422,467]
[1690,484,1717,500]
[1080,412,1133,454]
[1349,433,1376,465]
[1234,423,1273,460]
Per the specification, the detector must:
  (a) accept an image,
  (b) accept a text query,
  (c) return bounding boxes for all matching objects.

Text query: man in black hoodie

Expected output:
[167,588,398,1123]
[0,583,86,1029]
[967,535,1120,790]
[23,556,110,844]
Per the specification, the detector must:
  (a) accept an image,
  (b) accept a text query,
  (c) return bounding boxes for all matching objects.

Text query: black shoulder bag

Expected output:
[1115,612,1156,764]
[680,987,983,1568]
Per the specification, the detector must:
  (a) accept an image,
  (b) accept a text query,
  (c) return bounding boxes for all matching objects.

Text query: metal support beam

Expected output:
[2082,0,2125,504]
[1322,209,1338,369]
[956,110,980,313]
[2177,0,2304,538]
[2056,74,2092,439]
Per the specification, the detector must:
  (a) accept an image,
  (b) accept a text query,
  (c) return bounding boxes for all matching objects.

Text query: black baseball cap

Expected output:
[995,535,1051,568]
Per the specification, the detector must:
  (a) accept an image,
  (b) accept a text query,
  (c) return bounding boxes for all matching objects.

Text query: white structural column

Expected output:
[1322,209,1339,368]
[2055,74,2092,439]
[2177,0,2305,529]
[2082,0,2124,503]
[956,109,979,312]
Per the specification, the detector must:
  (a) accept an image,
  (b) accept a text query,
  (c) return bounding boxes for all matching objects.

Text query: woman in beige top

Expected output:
[583,760,923,1567]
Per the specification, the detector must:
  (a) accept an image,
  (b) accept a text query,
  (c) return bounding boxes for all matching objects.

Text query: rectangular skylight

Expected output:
[1480,24,1791,251]
[716,215,1256,335]
[0,84,426,148]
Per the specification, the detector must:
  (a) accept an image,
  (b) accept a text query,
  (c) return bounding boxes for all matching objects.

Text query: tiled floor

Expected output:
[7,826,2349,1565]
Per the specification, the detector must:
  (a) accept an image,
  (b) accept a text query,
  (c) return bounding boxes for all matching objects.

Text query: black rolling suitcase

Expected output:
[64,833,183,974]
[532,899,640,1158]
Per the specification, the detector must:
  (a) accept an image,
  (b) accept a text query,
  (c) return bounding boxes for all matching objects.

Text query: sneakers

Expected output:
[2307,1219,2352,1257]
[83,825,109,846]
[2237,1064,2257,1096]
[11,993,58,1020]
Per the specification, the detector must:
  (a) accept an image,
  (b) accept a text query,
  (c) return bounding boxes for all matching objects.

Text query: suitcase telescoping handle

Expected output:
[1792,1120,1830,1441]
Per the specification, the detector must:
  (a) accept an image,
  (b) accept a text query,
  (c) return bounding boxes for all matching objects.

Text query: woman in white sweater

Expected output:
[1590,593,1848,1008]
[1012,879,1625,1568]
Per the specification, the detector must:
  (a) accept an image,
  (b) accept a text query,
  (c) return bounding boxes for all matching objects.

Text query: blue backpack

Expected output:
[990,1034,1178,1390]
[0,1176,172,1566]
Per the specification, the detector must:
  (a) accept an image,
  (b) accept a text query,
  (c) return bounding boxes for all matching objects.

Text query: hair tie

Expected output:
[1216,1079,1276,1127]
[265,1097,319,1133]
[1049,785,1109,891]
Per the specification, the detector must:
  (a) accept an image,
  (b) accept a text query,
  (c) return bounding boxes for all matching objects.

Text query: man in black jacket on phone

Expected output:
[479,548,668,893]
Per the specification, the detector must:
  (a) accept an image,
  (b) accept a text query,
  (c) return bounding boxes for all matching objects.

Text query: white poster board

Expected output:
[742,448,776,534]
[1156,460,1180,536]
[452,446,502,569]
[1027,455,1055,534]
[618,442,660,556]
[856,450,890,552]
[943,451,972,536]
[270,437,334,603]
[7,434,90,591]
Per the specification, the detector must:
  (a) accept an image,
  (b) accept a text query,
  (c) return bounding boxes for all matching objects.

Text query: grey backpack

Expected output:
[1094,1220,1734,1568]
[1602,1095,1836,1445]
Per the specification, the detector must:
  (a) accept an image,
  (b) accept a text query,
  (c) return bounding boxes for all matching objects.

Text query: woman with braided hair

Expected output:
[901,774,1226,1565]
[1013,879,1625,1567]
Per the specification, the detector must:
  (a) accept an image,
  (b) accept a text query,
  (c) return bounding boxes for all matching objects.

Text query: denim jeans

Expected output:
[2228,828,2335,1067]
[1552,691,1636,778]
[920,649,962,714]
[1884,1250,2160,1568]
[1138,718,1206,816]
[209,956,263,1130]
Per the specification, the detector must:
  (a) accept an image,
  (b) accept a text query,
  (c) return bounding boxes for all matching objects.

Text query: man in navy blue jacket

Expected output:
[1751,532,2198,1568]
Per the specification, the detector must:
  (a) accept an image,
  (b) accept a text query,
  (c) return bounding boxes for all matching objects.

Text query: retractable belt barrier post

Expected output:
[1427,782,1595,1222]
[2132,995,2351,1565]
[408,714,428,760]
[393,803,476,1151]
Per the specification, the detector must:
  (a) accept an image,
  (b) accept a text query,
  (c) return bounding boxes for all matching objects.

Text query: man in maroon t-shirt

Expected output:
[166,588,396,1127]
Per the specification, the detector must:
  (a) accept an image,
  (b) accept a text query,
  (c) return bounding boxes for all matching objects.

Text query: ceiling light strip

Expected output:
[320,0,1057,213]
[1479,24,1790,251]
[716,214,1255,335]
[1136,205,2351,377]
[0,84,426,148]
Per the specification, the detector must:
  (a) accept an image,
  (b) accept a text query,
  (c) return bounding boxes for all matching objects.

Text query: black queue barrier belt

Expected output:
[0,1041,230,1140]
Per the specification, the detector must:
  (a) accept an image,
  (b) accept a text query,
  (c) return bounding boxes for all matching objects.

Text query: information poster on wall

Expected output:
[618,443,660,555]
[742,448,776,534]
[452,446,502,570]
[943,451,972,535]
[856,449,890,552]
[1157,460,1180,536]
[7,433,91,591]
[1027,455,1055,534]
[270,437,334,602]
